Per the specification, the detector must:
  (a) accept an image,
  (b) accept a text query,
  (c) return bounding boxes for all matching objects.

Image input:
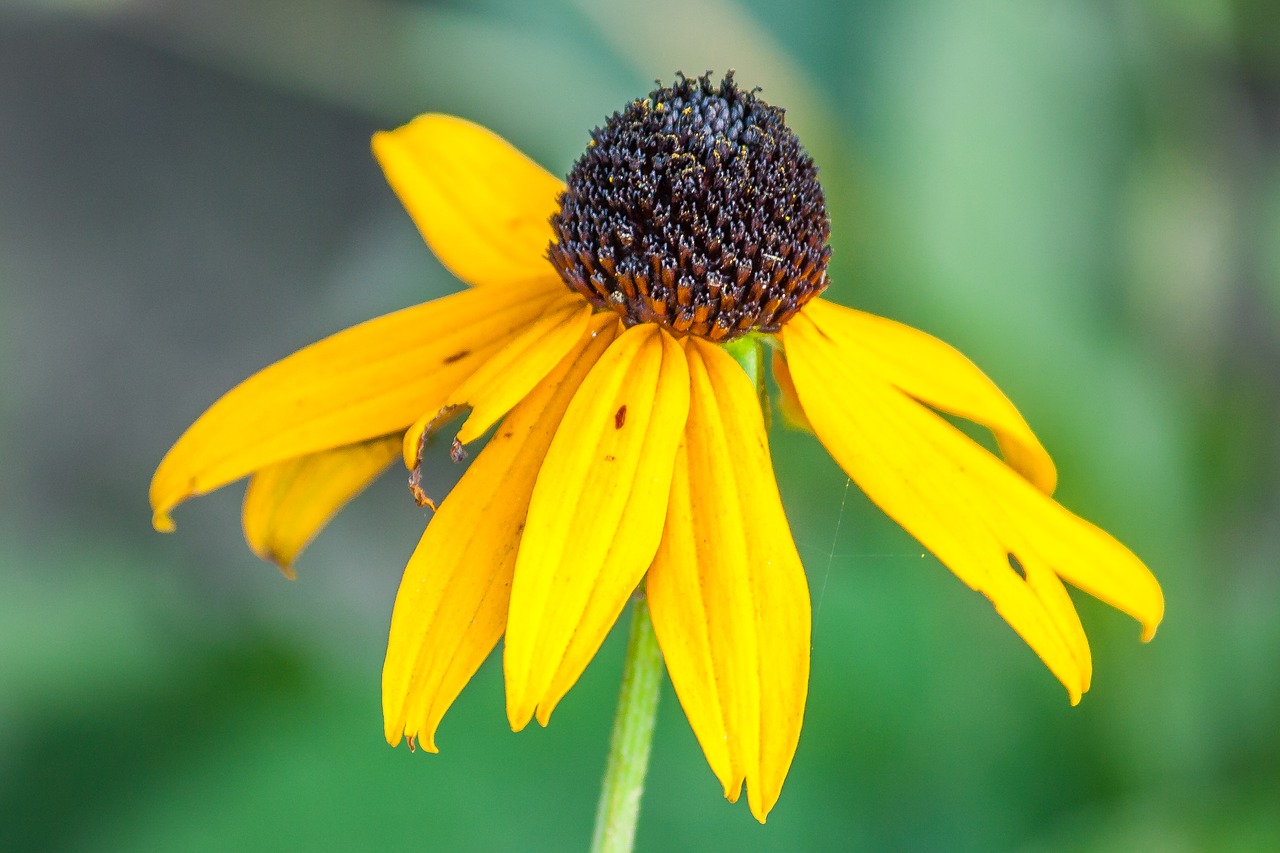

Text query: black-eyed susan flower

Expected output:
[151,72,1164,824]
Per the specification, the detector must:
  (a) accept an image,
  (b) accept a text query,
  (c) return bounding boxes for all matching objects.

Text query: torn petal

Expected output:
[151,278,560,530]
[382,317,621,751]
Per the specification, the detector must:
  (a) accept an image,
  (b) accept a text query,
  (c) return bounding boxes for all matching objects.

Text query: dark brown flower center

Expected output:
[548,72,831,342]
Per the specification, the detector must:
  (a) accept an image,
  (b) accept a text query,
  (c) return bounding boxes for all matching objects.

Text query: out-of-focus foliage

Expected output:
[2,0,1278,849]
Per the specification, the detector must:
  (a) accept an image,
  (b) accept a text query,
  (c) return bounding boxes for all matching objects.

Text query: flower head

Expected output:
[150,73,1163,823]
[549,71,830,339]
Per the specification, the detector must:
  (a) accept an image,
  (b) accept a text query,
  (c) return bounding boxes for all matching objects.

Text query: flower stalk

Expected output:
[590,595,663,853]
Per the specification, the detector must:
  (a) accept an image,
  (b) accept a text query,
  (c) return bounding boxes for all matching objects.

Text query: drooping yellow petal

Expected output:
[242,436,401,576]
[400,294,592,473]
[504,324,691,730]
[770,348,813,433]
[798,298,1057,494]
[383,315,620,752]
[151,278,560,531]
[783,313,1164,702]
[647,444,736,797]
[372,114,566,288]
[647,338,810,824]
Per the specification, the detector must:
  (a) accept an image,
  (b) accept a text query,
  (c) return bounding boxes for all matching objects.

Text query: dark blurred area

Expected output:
[2,0,1279,850]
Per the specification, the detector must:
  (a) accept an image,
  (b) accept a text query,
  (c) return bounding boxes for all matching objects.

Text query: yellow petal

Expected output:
[151,278,560,531]
[372,114,566,288]
[451,296,593,444]
[400,294,592,475]
[798,298,1057,494]
[647,338,810,824]
[783,314,1164,702]
[770,349,813,433]
[646,444,737,797]
[382,315,621,752]
[241,436,401,576]
[504,324,691,730]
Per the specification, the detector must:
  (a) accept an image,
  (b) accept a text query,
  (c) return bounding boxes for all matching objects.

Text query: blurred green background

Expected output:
[2,0,1278,849]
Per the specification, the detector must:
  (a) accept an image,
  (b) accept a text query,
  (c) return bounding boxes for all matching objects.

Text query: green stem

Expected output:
[590,595,663,853]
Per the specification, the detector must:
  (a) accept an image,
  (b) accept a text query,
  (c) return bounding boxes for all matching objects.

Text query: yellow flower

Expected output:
[150,74,1163,823]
